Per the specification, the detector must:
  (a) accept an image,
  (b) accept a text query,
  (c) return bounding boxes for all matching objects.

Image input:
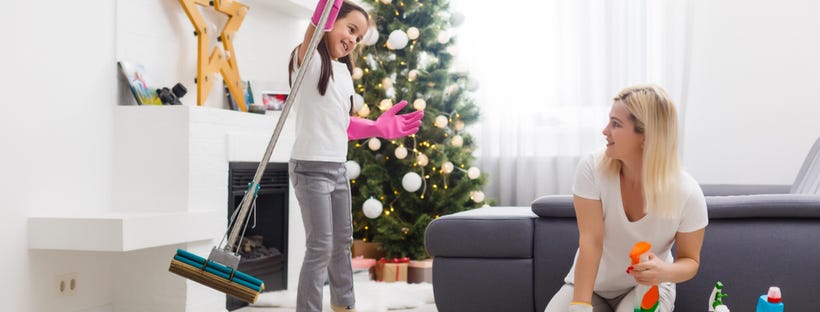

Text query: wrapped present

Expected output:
[351,240,385,259]
[375,257,409,282]
[351,256,376,270]
[408,258,433,284]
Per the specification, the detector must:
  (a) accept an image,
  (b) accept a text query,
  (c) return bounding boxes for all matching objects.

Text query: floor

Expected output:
[236,303,438,312]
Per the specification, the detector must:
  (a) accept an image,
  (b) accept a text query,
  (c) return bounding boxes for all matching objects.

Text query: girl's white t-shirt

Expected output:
[289,50,355,163]
[564,151,708,298]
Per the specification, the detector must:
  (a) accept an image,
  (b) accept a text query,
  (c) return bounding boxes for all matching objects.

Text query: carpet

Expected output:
[251,272,435,312]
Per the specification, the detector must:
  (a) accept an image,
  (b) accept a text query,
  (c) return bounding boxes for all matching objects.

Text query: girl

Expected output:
[287,1,423,311]
[544,85,708,312]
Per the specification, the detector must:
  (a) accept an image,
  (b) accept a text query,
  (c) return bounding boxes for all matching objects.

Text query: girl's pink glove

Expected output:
[311,0,344,31]
[348,101,424,140]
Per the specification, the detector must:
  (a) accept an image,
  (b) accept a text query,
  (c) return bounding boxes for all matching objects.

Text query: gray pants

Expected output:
[544,283,675,312]
[289,159,355,312]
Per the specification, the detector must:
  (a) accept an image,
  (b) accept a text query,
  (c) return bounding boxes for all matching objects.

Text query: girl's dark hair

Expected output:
[289,0,369,96]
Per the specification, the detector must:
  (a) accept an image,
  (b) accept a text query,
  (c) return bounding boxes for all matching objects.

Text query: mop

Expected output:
[168,0,337,303]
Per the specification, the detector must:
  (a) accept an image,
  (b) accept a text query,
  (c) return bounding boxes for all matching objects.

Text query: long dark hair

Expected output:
[289,0,369,96]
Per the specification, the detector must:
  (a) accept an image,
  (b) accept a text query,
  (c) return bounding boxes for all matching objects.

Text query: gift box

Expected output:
[408,258,433,284]
[351,240,385,259]
[374,257,409,282]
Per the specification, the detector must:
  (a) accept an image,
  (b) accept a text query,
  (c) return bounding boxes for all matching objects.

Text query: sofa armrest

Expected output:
[530,195,575,218]
[699,184,791,196]
[425,206,536,258]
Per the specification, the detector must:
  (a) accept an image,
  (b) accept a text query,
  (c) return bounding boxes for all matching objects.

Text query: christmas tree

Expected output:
[346,0,486,259]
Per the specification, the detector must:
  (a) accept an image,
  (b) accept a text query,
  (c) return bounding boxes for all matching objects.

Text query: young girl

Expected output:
[544,85,708,312]
[287,1,423,311]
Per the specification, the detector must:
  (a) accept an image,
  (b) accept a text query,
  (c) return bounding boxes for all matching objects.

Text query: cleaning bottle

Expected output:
[756,286,784,312]
[629,242,659,312]
[708,281,729,312]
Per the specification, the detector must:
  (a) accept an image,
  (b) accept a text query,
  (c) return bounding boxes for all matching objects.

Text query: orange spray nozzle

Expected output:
[629,241,652,265]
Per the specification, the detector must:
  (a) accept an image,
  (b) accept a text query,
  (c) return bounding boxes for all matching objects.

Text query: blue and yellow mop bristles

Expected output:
[168,249,264,303]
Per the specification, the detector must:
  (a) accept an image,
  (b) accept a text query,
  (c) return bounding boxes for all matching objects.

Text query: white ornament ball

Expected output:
[408,69,419,81]
[437,31,450,44]
[451,135,464,147]
[345,160,361,179]
[368,138,381,150]
[387,30,409,50]
[417,153,429,166]
[407,27,420,40]
[451,12,465,27]
[442,161,454,174]
[352,93,365,112]
[352,67,363,80]
[382,77,393,89]
[379,99,393,111]
[362,26,379,46]
[471,191,485,203]
[446,45,459,56]
[357,104,371,117]
[434,115,448,128]
[467,166,481,179]
[394,146,408,159]
[401,172,423,192]
[363,197,383,219]
[385,87,396,98]
[467,79,480,91]
[413,98,427,110]
[455,120,465,131]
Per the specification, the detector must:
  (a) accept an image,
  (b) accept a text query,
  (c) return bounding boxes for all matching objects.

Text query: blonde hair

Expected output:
[602,84,682,218]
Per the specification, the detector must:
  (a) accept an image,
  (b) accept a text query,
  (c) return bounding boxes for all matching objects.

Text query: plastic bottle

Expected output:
[756,286,784,312]
[629,242,659,312]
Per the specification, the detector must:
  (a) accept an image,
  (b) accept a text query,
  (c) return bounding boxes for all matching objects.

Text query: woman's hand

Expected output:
[627,252,669,285]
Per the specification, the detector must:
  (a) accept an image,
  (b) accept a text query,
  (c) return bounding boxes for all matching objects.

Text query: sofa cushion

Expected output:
[707,194,820,218]
[425,206,536,258]
[531,195,575,217]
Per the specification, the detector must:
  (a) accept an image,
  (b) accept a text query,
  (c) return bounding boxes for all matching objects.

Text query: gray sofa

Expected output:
[425,138,820,311]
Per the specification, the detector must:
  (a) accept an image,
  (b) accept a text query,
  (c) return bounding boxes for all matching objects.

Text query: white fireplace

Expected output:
[29,105,305,311]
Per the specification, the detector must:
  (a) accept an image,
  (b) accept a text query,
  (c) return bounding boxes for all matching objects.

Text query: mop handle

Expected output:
[224,0,335,251]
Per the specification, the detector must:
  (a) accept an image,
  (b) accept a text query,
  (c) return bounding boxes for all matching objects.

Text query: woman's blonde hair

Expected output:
[602,84,682,218]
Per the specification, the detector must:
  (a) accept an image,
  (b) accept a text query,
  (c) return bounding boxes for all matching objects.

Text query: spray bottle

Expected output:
[756,286,784,312]
[629,242,659,312]
[708,281,730,312]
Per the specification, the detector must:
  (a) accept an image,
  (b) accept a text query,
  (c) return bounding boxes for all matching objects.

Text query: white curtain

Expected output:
[453,0,693,206]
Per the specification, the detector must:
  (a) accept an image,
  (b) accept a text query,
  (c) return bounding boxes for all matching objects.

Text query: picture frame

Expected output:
[261,90,289,111]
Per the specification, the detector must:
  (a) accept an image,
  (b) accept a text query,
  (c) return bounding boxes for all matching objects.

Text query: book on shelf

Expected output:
[225,80,255,111]
[117,61,162,105]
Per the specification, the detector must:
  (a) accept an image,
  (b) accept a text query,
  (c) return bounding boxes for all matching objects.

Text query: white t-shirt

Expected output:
[289,50,355,163]
[564,151,708,298]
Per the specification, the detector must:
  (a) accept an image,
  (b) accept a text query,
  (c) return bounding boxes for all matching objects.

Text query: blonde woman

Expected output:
[544,85,708,312]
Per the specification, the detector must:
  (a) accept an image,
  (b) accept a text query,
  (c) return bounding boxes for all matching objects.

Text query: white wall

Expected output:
[682,0,820,184]
[1,0,308,311]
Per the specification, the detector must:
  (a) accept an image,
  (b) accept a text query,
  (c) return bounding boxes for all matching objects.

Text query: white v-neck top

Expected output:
[564,150,708,298]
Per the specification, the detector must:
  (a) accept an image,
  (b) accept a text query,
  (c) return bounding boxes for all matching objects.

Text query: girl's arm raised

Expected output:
[296,0,343,66]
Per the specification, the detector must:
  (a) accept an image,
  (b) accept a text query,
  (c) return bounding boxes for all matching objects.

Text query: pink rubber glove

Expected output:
[311,0,344,31]
[348,101,424,140]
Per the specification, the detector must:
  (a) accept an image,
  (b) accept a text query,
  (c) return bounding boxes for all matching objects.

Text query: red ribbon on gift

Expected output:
[378,257,410,281]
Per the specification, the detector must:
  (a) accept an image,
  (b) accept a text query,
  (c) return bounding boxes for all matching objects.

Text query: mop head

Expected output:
[168,249,264,303]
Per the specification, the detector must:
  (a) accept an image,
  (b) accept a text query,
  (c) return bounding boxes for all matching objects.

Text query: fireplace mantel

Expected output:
[28,105,295,252]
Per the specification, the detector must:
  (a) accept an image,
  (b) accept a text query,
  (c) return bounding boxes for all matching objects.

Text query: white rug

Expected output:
[251,272,434,312]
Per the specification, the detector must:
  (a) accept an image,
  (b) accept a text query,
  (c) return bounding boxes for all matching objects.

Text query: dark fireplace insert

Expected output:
[226,162,289,310]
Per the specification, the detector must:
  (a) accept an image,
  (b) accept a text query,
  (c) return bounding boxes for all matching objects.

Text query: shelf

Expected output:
[28,210,223,252]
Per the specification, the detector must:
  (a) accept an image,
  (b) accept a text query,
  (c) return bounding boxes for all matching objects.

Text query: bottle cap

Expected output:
[767,286,782,303]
